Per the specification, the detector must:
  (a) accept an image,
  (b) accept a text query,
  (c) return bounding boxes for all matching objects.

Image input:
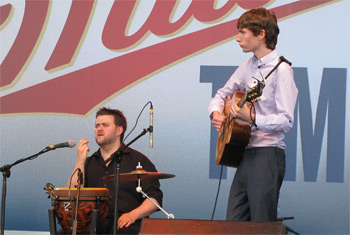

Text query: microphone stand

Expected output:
[0,147,52,235]
[278,216,300,235]
[72,172,83,235]
[110,127,151,235]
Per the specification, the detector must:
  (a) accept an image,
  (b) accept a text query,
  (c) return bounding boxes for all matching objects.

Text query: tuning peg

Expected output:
[251,97,261,103]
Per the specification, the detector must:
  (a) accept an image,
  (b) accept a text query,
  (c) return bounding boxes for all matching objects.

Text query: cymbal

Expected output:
[103,169,175,182]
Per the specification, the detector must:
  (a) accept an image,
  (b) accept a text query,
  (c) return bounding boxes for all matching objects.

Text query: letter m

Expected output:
[285,68,347,182]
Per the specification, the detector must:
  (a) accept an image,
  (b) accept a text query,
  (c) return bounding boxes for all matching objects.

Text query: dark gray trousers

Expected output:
[226,147,285,222]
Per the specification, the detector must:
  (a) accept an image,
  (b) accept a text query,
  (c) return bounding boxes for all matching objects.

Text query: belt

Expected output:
[244,147,283,155]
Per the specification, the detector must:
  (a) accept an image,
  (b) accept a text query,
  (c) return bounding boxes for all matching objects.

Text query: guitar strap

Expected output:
[250,56,292,128]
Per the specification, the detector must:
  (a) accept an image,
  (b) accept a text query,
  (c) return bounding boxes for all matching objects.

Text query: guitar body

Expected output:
[216,92,251,168]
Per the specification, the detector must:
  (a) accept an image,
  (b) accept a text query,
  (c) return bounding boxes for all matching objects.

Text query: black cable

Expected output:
[249,101,257,128]
[211,165,223,220]
[123,101,152,142]
[67,167,80,228]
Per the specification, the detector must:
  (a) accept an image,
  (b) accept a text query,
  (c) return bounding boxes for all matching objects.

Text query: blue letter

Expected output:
[285,68,346,182]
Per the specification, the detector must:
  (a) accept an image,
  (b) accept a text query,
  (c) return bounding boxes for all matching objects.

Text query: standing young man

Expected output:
[209,8,298,221]
[68,107,163,234]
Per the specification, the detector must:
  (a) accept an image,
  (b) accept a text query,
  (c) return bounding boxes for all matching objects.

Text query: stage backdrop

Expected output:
[1,0,349,234]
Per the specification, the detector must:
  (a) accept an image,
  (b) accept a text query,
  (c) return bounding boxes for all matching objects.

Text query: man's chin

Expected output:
[95,138,104,146]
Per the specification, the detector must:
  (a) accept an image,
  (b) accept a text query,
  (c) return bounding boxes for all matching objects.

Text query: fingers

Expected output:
[211,116,226,132]
[79,138,90,146]
[230,102,253,123]
[212,119,224,132]
[77,139,90,161]
[118,214,135,229]
[118,220,131,229]
[78,139,90,151]
[230,103,238,118]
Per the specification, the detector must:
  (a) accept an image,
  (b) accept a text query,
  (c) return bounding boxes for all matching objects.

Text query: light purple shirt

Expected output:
[208,50,298,149]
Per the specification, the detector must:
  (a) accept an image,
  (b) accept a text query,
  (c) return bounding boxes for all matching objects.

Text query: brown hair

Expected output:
[237,8,279,50]
[96,107,127,141]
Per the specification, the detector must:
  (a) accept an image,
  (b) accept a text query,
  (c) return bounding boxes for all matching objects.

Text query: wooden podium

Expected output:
[140,218,286,234]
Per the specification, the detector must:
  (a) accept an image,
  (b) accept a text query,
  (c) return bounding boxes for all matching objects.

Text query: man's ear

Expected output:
[116,126,124,136]
[259,29,266,39]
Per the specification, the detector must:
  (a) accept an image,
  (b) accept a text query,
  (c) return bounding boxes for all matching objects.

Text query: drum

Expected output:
[51,187,110,234]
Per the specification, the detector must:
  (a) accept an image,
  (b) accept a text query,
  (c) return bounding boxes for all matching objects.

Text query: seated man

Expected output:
[67,107,163,234]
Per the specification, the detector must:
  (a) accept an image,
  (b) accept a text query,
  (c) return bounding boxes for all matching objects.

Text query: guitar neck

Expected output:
[238,92,247,108]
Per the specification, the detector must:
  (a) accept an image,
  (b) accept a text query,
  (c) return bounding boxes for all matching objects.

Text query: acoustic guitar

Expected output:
[216,83,263,167]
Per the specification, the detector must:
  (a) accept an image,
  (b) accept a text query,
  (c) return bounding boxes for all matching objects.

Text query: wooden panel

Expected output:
[140,218,285,234]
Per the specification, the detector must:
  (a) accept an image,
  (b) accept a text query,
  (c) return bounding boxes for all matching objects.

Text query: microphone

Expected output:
[280,56,292,66]
[149,103,153,148]
[46,140,76,150]
[77,168,83,185]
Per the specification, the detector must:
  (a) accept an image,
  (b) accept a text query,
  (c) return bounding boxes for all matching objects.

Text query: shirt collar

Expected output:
[92,143,131,160]
[253,49,278,68]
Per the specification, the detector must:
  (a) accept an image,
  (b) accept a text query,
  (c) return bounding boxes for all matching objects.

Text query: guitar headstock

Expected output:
[246,81,264,103]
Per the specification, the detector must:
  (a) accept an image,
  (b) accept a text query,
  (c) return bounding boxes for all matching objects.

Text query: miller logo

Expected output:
[0,0,338,116]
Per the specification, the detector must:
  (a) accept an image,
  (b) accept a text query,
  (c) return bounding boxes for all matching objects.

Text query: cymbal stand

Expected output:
[135,163,174,219]
[0,147,52,235]
[109,127,152,235]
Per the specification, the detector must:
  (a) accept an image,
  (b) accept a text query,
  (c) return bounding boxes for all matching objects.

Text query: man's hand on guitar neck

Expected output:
[211,111,226,132]
[230,101,255,124]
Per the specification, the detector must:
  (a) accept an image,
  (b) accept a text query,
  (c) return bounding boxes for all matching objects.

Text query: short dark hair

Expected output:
[237,8,279,50]
[96,107,127,141]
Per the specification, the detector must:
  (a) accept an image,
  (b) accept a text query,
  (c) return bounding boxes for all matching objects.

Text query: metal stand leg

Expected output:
[89,209,99,235]
[48,208,57,235]
[278,216,300,235]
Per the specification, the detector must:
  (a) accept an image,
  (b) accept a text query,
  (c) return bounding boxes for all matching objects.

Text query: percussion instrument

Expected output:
[103,168,175,182]
[46,185,110,234]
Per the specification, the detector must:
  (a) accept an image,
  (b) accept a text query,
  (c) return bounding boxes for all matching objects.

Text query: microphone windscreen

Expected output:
[68,140,76,148]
